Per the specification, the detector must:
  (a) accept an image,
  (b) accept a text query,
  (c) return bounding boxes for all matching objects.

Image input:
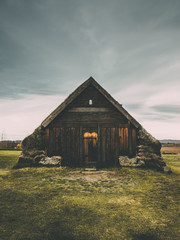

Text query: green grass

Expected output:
[163,154,180,174]
[0,151,180,240]
[0,150,21,169]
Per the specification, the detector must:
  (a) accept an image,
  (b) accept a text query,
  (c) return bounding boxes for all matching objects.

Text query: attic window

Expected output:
[89,99,93,105]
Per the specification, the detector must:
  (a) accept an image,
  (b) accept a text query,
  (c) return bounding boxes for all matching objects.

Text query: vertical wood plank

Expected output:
[124,128,128,153]
[106,128,109,164]
[132,128,136,155]
[128,127,133,156]
[119,128,124,154]
[45,128,49,150]
[49,125,53,155]
[111,128,116,166]
[62,128,66,162]
[76,127,80,165]
[115,126,119,165]
[60,128,63,155]
[98,124,101,165]
[101,128,106,163]
[80,125,83,165]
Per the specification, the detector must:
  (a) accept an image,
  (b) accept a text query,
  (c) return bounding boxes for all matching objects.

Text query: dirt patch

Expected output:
[43,170,136,194]
[62,170,125,182]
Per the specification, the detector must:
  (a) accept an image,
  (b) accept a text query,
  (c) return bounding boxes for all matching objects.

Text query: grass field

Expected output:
[0,150,179,240]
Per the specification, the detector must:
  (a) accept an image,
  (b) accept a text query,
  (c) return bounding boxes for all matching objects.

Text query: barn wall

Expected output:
[45,127,80,166]
[44,84,137,166]
[53,111,128,126]
[45,124,137,167]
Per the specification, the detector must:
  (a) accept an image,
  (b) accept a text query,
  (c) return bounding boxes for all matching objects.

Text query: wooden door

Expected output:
[83,131,98,164]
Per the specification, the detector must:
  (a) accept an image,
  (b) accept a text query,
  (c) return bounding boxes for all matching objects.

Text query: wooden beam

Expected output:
[68,107,113,112]
[128,127,133,156]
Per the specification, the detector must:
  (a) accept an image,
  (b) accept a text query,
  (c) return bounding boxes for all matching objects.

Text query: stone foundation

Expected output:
[119,156,145,167]
[14,150,62,168]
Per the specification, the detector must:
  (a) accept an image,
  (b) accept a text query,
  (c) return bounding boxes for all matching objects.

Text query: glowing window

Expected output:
[89,99,93,105]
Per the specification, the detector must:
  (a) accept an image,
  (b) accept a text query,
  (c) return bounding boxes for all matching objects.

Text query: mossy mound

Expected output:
[22,126,46,151]
[14,127,47,168]
[14,150,46,168]
[136,126,166,170]
[137,126,161,154]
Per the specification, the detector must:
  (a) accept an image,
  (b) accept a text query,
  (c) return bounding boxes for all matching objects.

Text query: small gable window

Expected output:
[89,99,93,105]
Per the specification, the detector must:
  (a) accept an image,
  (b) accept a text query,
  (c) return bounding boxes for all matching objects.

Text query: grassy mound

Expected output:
[136,126,166,170]
[22,126,45,151]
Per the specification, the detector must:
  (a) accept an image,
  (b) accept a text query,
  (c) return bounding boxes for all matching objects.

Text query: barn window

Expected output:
[89,99,93,105]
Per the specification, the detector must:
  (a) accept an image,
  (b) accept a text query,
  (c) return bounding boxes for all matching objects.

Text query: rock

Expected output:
[119,156,145,167]
[16,155,34,168]
[14,149,62,168]
[138,160,145,166]
[34,154,45,164]
[39,156,62,167]
[163,166,172,174]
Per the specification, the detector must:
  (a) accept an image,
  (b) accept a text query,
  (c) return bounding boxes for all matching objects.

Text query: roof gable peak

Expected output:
[41,77,140,129]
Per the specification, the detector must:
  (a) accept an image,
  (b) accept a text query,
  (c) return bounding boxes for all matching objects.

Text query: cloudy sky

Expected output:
[0,0,180,140]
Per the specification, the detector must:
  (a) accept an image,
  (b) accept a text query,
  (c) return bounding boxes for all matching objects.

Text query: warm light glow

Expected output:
[84,132,91,138]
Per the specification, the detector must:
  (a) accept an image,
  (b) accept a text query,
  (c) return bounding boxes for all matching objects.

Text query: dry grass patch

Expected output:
[161,146,180,154]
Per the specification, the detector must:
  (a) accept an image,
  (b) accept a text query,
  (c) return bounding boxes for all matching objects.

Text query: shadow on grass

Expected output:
[44,221,75,240]
[0,189,75,240]
[0,188,100,240]
[130,230,162,240]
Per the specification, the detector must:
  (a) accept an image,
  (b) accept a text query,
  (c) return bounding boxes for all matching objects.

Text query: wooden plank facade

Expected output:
[42,77,140,167]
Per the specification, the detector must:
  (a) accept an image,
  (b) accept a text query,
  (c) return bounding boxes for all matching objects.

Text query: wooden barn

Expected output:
[41,77,140,167]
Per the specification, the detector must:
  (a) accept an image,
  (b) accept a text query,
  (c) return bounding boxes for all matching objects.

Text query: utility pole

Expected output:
[1,132,3,141]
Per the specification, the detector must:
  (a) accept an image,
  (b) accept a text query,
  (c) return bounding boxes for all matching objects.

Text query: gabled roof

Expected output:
[41,77,140,128]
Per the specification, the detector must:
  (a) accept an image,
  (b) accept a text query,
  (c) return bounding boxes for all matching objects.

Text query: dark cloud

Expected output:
[0,0,180,99]
[124,104,142,111]
[143,114,176,121]
[0,0,180,140]
[151,105,180,114]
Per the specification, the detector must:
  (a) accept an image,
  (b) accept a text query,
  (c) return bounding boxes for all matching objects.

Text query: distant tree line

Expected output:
[0,140,22,150]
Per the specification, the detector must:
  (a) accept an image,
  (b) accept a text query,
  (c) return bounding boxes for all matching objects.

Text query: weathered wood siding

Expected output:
[100,127,116,166]
[53,85,128,126]
[45,125,137,166]
[68,85,116,108]
[45,127,80,166]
